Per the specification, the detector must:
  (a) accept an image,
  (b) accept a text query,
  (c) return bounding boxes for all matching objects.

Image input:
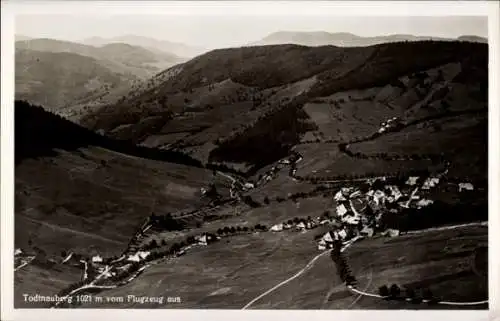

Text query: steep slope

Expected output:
[15,101,227,258]
[80,41,487,179]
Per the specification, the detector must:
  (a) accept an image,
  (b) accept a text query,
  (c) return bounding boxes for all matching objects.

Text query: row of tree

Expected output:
[330,241,357,287]
[378,284,438,304]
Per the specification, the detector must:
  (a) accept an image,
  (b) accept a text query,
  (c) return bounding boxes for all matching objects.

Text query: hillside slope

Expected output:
[15,101,227,258]
[15,38,186,112]
[79,41,487,179]
[15,49,138,110]
[15,38,184,76]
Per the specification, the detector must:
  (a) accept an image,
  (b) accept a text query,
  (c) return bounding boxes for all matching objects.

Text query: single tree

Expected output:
[389,284,401,299]
[379,285,390,298]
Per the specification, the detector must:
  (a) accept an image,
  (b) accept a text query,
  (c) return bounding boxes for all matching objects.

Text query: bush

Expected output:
[378,285,390,298]
[389,284,401,299]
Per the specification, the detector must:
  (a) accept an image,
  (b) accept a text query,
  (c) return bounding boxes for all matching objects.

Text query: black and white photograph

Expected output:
[1,1,499,320]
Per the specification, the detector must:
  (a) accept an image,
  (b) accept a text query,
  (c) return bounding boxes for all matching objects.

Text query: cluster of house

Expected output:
[269,218,319,232]
[377,117,402,134]
[255,153,303,185]
[314,172,476,251]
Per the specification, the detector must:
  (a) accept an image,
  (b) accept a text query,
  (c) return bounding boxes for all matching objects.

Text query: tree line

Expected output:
[15,100,203,168]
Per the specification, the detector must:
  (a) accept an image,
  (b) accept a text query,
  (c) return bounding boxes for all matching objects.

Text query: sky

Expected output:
[15,14,488,50]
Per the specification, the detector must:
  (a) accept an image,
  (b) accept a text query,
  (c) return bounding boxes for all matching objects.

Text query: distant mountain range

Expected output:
[82,35,207,58]
[250,31,488,47]
[15,38,184,76]
[15,37,188,111]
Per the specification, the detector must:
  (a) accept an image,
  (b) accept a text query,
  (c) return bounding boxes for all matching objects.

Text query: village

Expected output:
[13,144,478,308]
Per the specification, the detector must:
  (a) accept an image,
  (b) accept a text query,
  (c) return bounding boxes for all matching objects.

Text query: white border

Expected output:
[1,1,498,321]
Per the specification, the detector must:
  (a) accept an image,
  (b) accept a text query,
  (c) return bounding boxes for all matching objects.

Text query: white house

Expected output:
[318,239,327,251]
[387,185,402,201]
[14,248,22,256]
[198,235,208,246]
[343,215,361,225]
[322,231,335,243]
[406,176,419,186]
[373,190,386,205]
[422,177,440,190]
[334,190,347,202]
[270,223,283,232]
[127,251,150,262]
[296,222,306,230]
[336,204,348,216]
[243,182,255,190]
[337,228,348,240]
[458,183,474,192]
[416,199,434,208]
[92,255,103,263]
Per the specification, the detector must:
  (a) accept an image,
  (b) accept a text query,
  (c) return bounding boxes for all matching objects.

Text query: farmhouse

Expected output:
[337,228,348,240]
[243,182,255,190]
[317,239,327,251]
[387,185,402,201]
[416,198,434,208]
[127,251,150,262]
[336,204,348,216]
[372,190,386,205]
[296,222,306,230]
[197,235,208,246]
[422,177,440,190]
[343,214,361,225]
[459,182,474,192]
[270,223,284,232]
[334,190,347,201]
[92,255,103,263]
[406,176,419,186]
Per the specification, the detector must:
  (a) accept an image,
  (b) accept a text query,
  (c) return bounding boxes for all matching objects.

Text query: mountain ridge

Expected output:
[82,34,207,58]
[250,31,488,47]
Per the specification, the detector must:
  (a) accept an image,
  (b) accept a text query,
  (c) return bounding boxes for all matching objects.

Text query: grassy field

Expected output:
[294,143,436,178]
[71,224,487,309]
[14,262,82,308]
[247,225,487,309]
[15,146,225,257]
[348,112,487,179]
[84,230,323,309]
